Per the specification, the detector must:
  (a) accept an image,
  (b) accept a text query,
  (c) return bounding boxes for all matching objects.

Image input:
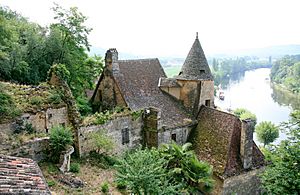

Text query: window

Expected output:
[171,133,176,142]
[48,113,53,119]
[122,128,130,145]
[200,70,205,73]
[205,100,211,107]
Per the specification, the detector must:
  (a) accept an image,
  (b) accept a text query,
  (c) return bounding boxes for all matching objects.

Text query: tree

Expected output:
[234,108,257,125]
[260,111,300,194]
[255,121,279,146]
[89,130,114,154]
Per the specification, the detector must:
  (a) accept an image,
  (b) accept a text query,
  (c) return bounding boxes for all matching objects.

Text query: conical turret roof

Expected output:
[177,34,213,80]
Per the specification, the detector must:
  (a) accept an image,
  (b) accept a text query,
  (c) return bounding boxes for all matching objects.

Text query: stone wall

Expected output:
[79,115,143,156]
[199,80,214,108]
[0,107,68,135]
[0,138,49,162]
[158,126,191,145]
[222,167,265,195]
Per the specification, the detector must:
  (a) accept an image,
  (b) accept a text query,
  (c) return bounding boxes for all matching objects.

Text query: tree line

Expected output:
[270,55,300,94]
[0,4,103,100]
[211,57,271,87]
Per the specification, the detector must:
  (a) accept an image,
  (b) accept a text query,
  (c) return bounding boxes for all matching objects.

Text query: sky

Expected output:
[1,0,300,57]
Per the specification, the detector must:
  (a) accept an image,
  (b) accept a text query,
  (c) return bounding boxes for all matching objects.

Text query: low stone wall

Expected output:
[222,167,265,195]
[0,137,49,162]
[79,115,143,156]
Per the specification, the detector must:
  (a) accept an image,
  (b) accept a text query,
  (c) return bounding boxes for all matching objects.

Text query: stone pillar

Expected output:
[143,107,159,148]
[240,119,254,169]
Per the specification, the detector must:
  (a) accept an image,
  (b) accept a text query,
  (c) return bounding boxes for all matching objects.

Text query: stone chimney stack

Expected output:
[105,48,118,66]
[240,119,254,169]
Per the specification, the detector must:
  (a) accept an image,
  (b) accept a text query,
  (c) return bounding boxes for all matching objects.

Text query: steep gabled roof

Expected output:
[190,106,264,179]
[0,155,51,194]
[177,35,213,80]
[112,59,193,128]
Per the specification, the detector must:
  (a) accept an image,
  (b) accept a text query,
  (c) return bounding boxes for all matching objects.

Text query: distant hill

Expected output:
[211,45,300,59]
[90,45,300,66]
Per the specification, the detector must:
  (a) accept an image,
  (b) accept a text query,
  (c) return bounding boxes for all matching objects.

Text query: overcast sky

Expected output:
[1,0,300,57]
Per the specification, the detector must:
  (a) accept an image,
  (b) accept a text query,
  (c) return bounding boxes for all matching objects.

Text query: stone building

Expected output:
[91,34,265,194]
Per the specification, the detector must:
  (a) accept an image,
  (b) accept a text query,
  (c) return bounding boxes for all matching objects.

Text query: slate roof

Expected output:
[112,59,193,128]
[0,155,51,194]
[190,106,264,179]
[177,36,213,81]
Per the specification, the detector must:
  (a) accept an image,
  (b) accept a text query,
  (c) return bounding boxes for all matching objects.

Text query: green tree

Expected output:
[255,121,279,146]
[89,130,115,154]
[234,108,257,125]
[260,111,300,194]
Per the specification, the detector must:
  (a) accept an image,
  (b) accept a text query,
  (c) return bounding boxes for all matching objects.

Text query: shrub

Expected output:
[89,130,115,154]
[70,162,80,173]
[47,180,56,187]
[234,108,257,125]
[49,125,73,162]
[88,151,118,169]
[0,88,21,121]
[101,181,109,193]
[47,90,62,104]
[13,120,36,134]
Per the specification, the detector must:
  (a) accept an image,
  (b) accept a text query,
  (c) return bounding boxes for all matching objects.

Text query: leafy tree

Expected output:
[234,108,257,125]
[260,111,300,194]
[255,121,279,146]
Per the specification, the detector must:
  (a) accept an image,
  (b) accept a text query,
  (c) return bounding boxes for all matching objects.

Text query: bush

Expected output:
[13,120,36,134]
[89,130,115,154]
[101,181,109,193]
[0,88,21,121]
[70,162,80,173]
[49,125,73,162]
[29,96,43,105]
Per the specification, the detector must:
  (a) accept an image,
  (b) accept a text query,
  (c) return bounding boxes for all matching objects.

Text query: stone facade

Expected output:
[79,115,143,156]
[158,125,191,145]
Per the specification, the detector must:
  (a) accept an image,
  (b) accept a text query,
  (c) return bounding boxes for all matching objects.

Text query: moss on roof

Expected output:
[0,81,66,123]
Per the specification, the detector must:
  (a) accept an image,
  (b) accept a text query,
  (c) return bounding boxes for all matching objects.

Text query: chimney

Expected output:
[240,119,254,169]
[105,48,118,66]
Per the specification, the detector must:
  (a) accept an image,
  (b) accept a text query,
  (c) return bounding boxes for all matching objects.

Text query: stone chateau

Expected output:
[0,34,265,194]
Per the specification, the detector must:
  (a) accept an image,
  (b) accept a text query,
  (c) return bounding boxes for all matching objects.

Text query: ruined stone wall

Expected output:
[79,115,143,156]
[158,126,191,145]
[222,168,265,195]
[0,107,68,135]
[0,138,49,162]
[199,80,214,108]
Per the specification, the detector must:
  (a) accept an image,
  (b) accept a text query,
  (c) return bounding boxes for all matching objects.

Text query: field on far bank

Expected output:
[163,66,181,78]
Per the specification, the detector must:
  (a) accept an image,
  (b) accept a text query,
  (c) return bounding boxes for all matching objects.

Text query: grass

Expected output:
[40,158,124,195]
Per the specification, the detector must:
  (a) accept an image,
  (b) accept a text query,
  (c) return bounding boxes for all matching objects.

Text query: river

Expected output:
[215,68,300,144]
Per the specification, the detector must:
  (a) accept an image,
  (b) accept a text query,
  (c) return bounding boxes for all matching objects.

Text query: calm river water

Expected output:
[215,68,300,144]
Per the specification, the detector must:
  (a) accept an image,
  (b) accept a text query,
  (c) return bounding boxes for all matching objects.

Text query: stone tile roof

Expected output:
[190,106,264,179]
[158,78,180,88]
[112,59,193,128]
[0,155,51,195]
[176,36,213,81]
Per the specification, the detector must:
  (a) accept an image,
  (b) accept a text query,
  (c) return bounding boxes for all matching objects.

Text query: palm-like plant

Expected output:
[159,142,214,193]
